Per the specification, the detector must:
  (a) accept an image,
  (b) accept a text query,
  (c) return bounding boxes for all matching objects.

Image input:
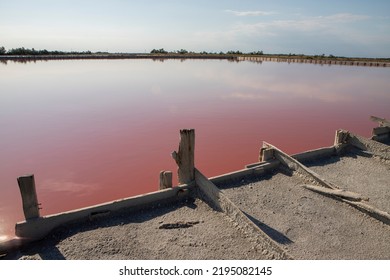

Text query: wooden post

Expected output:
[370,116,390,142]
[171,129,195,184]
[334,129,349,145]
[159,170,173,190]
[372,126,390,142]
[259,145,274,162]
[17,174,40,220]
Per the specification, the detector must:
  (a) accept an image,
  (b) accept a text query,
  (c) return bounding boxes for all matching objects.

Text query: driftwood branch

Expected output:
[262,142,390,225]
[342,200,390,226]
[301,184,369,202]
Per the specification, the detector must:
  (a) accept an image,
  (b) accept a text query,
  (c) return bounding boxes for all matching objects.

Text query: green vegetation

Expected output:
[177,49,189,54]
[0,46,92,55]
[149,48,264,56]
[0,46,388,63]
[248,51,264,55]
[227,50,243,55]
[150,48,168,54]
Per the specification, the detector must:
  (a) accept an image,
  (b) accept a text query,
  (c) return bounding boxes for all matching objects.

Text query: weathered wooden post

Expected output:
[259,143,274,162]
[159,170,173,190]
[334,129,349,146]
[172,129,195,184]
[17,174,40,220]
[370,116,390,142]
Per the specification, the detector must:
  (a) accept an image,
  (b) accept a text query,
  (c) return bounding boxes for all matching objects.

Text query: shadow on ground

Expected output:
[243,211,293,245]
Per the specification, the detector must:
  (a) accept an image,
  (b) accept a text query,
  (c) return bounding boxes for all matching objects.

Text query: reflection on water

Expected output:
[0,59,389,238]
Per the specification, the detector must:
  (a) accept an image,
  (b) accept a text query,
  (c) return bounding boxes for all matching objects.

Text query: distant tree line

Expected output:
[150,48,264,55]
[0,46,92,55]
[150,48,168,54]
[0,46,267,56]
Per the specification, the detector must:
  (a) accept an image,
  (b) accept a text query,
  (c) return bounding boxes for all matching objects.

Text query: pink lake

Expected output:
[0,58,389,240]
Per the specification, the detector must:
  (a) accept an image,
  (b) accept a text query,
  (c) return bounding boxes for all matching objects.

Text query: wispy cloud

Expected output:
[225,9,275,17]
[193,12,382,56]
[321,13,370,22]
[229,13,371,36]
[227,92,269,101]
[40,178,98,196]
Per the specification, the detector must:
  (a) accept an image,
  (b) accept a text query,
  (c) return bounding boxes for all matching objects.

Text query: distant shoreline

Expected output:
[1,53,389,67]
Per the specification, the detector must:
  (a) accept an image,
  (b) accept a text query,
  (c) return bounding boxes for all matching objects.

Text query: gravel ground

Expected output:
[218,166,390,259]
[305,149,390,213]
[4,197,275,260]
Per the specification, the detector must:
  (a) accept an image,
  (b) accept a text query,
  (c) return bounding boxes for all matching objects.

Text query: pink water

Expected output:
[1,59,389,240]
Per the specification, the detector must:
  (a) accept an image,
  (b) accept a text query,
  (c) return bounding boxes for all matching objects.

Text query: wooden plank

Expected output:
[372,126,390,136]
[159,171,173,190]
[372,134,390,143]
[341,200,390,226]
[370,116,390,127]
[172,129,195,184]
[246,159,279,169]
[195,168,293,259]
[292,146,336,162]
[15,183,193,240]
[302,184,369,202]
[17,174,40,220]
[371,126,390,143]
[211,161,280,185]
[247,146,335,169]
[262,142,338,190]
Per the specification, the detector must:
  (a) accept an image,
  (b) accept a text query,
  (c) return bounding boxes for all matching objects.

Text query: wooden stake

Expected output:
[172,129,195,184]
[259,145,274,162]
[159,171,173,190]
[17,174,40,220]
[334,129,349,145]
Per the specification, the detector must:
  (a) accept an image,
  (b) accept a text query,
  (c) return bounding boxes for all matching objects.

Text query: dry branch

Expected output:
[301,184,369,202]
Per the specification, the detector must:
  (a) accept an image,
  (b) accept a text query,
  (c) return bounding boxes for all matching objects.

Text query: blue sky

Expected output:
[1,0,389,57]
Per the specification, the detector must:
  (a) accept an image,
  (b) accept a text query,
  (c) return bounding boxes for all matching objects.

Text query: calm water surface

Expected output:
[1,59,389,240]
